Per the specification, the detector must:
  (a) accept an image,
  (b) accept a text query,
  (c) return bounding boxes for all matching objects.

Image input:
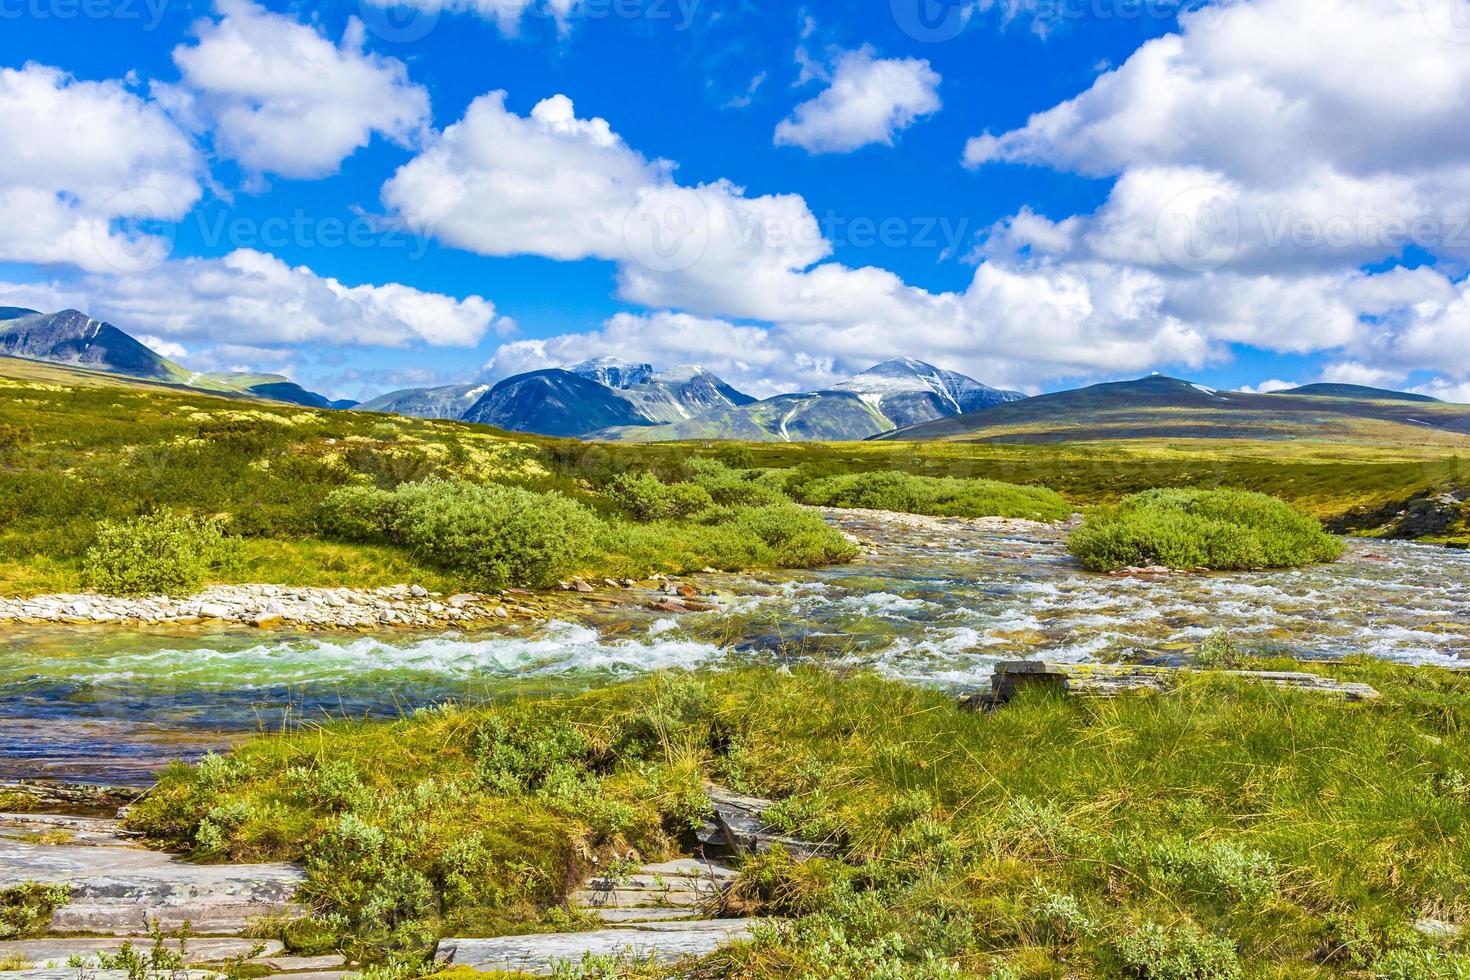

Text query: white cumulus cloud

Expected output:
[171,0,430,178]
[775,47,941,154]
[4,250,498,351]
[0,64,203,274]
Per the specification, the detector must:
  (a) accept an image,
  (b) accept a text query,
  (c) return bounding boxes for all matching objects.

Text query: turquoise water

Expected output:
[4,511,1467,784]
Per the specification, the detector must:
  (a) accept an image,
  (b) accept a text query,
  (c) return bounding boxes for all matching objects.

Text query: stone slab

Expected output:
[257,956,348,972]
[589,908,703,924]
[0,938,281,968]
[972,661,1381,706]
[435,920,757,975]
[0,813,136,848]
[0,839,304,936]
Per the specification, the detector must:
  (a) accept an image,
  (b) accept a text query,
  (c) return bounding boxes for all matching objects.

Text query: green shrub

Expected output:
[1114,922,1242,980]
[1068,489,1344,572]
[318,485,400,542]
[1029,888,1096,943]
[1,883,70,939]
[606,473,714,521]
[687,459,787,507]
[0,422,30,451]
[320,479,600,589]
[1373,947,1470,980]
[1120,837,1278,904]
[791,470,1071,521]
[713,445,756,469]
[82,511,242,596]
[701,504,860,568]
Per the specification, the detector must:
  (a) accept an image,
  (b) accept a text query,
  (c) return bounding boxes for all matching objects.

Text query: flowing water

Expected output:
[4,510,1468,785]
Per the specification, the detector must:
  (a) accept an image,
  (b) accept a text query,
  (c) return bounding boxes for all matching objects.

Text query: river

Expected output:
[4,510,1467,785]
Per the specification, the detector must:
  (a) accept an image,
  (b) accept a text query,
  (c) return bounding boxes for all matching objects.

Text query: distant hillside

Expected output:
[461,369,656,437]
[597,359,1023,443]
[879,375,1470,444]
[1280,383,1440,404]
[358,383,492,421]
[206,373,358,410]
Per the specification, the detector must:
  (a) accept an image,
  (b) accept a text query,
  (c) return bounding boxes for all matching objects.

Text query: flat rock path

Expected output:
[4,812,759,979]
[438,858,759,975]
[0,812,337,980]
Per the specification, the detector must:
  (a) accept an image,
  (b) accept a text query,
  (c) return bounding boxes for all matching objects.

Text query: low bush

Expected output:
[319,479,600,590]
[686,459,787,508]
[128,676,718,958]
[790,470,1071,521]
[606,473,714,521]
[1113,922,1242,980]
[591,503,858,578]
[1373,947,1470,979]
[82,511,242,596]
[1068,489,1344,572]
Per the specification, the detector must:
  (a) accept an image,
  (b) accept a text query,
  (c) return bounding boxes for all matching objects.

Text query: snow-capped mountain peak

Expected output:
[564,356,655,389]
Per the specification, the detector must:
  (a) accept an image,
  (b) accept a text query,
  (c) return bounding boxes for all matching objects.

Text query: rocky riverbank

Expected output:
[0,575,723,632]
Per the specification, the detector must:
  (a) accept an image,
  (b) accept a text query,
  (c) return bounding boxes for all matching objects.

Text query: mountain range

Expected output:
[7,306,1463,447]
[367,356,1023,441]
[592,358,1025,442]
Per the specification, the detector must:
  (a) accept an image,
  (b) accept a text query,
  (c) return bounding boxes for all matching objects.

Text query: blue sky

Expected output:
[3,0,1469,401]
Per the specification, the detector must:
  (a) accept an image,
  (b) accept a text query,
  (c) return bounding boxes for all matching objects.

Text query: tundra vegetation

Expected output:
[128,660,1470,979]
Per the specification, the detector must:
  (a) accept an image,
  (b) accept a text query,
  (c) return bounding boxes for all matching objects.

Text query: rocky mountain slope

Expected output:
[0,308,220,389]
[206,373,358,410]
[460,369,657,437]
[566,358,757,424]
[597,359,1023,443]
[357,383,494,420]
